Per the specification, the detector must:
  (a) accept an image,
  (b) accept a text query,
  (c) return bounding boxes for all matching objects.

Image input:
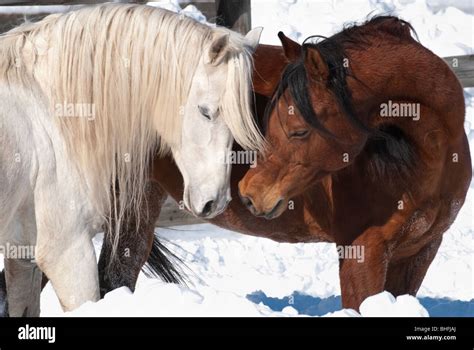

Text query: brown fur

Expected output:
[239,18,471,309]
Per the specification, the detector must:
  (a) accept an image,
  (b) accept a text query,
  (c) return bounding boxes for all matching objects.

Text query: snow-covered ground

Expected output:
[0,0,473,317]
[37,224,431,317]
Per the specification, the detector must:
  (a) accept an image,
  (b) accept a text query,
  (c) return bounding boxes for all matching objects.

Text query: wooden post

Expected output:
[215,0,251,34]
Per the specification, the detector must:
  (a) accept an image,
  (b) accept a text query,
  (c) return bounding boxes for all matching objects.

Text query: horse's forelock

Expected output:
[220,37,266,153]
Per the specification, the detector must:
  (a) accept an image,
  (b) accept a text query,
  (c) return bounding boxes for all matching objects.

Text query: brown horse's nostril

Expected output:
[242,195,255,211]
[238,189,256,213]
[264,198,284,220]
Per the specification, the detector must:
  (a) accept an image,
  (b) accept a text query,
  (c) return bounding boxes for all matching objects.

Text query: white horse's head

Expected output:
[11,4,265,224]
[171,28,263,218]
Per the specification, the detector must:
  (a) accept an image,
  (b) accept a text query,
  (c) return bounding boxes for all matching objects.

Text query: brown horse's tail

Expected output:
[143,236,188,285]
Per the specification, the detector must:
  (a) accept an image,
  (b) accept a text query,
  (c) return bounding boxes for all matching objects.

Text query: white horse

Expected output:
[0,4,263,316]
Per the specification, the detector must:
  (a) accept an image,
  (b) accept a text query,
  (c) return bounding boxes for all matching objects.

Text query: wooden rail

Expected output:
[157,198,204,227]
[443,55,474,88]
[0,0,252,33]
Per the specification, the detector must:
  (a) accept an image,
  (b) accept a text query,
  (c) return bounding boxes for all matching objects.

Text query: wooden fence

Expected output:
[443,55,474,88]
[1,1,472,226]
[0,0,251,33]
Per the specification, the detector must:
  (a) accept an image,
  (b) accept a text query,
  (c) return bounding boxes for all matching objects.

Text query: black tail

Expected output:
[142,235,187,285]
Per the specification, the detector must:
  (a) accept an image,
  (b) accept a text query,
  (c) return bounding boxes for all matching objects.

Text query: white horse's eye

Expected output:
[198,105,211,120]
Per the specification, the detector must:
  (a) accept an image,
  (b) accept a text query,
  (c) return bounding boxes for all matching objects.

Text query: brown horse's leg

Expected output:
[338,229,391,310]
[98,181,166,297]
[384,236,442,297]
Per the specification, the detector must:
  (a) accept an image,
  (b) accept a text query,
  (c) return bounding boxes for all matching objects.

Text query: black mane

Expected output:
[264,15,417,137]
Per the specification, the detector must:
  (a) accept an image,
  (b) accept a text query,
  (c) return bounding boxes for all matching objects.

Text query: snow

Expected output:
[147,1,182,13]
[1,0,473,317]
[57,284,291,317]
[252,0,473,57]
[147,1,209,24]
[156,225,341,300]
[39,249,430,317]
[359,292,429,317]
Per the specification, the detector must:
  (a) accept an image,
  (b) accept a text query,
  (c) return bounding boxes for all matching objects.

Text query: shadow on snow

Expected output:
[246,291,474,317]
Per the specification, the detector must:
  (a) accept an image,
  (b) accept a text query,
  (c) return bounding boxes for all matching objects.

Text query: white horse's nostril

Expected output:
[201,200,215,217]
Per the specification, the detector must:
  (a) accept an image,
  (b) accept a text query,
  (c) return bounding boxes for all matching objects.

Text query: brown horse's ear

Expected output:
[278,31,301,62]
[304,47,329,81]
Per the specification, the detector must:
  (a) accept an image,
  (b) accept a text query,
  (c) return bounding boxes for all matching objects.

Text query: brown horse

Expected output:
[239,16,471,308]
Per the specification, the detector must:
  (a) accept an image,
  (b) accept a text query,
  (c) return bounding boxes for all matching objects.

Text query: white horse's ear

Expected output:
[206,33,230,65]
[245,27,263,53]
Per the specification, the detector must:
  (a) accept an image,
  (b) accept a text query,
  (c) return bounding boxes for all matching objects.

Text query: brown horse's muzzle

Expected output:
[238,168,288,220]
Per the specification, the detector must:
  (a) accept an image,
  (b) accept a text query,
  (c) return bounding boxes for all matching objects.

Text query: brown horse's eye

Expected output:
[289,130,310,139]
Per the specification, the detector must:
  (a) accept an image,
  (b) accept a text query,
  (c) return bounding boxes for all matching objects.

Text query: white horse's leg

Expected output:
[33,181,100,311]
[35,223,99,311]
[4,259,42,317]
[36,227,99,311]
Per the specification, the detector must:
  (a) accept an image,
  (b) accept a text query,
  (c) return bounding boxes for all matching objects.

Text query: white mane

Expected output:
[0,3,264,252]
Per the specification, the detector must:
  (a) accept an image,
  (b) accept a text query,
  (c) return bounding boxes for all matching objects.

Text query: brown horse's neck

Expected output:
[300,33,466,240]
[346,39,464,132]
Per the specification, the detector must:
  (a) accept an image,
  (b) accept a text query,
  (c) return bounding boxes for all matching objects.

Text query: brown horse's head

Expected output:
[239,33,369,219]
